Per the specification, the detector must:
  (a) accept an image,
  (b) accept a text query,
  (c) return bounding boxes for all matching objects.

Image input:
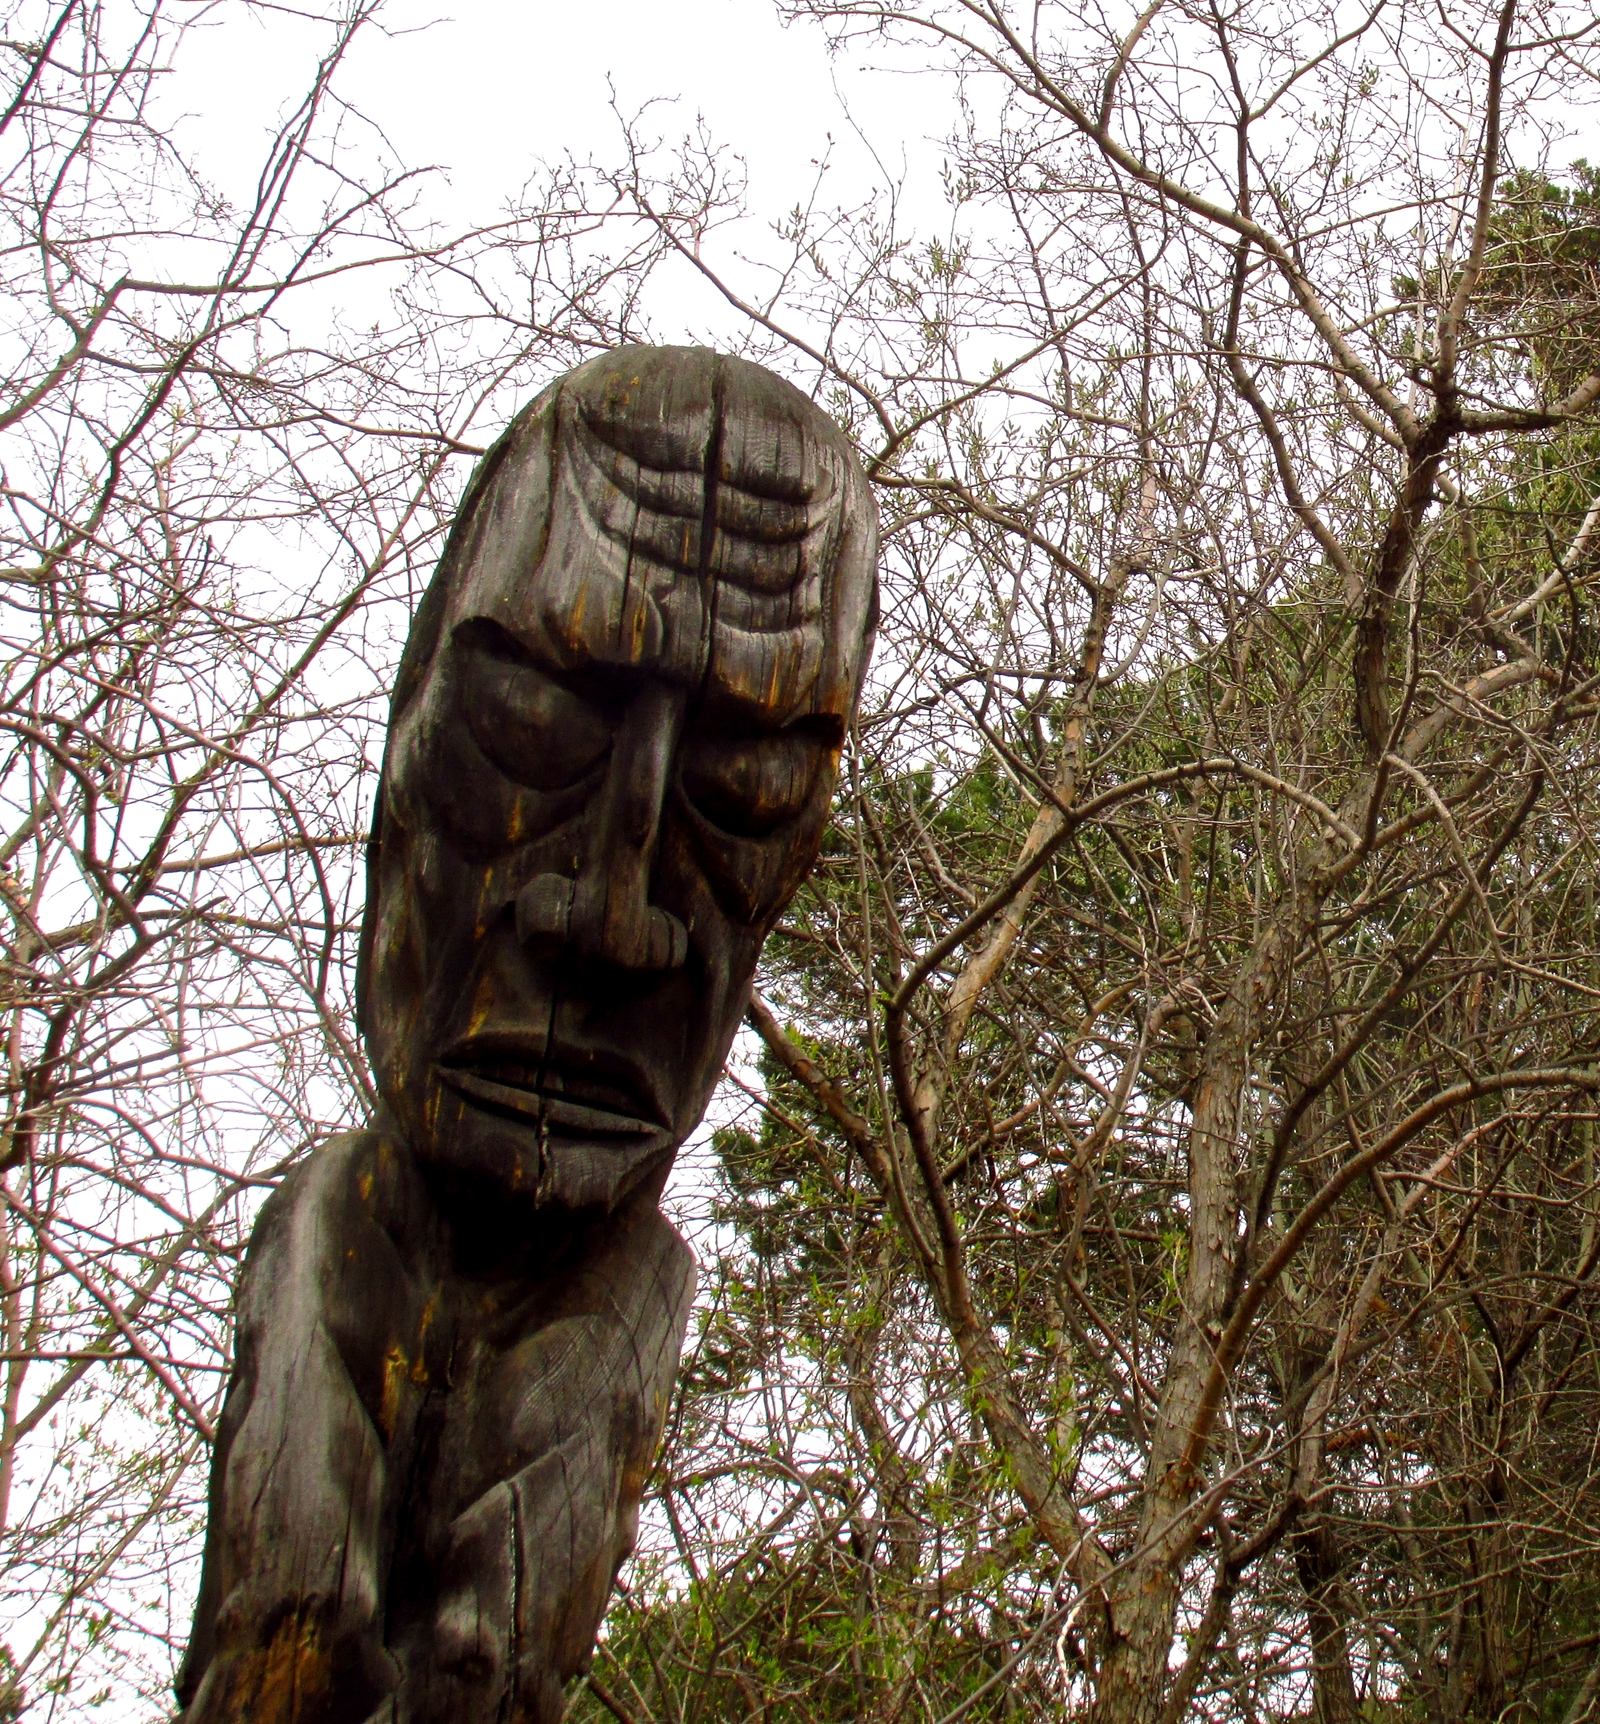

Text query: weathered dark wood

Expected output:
[178,346,878,1723]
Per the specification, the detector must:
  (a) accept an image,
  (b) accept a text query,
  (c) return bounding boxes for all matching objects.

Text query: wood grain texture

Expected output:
[180,1136,692,1724]
[178,1133,441,1723]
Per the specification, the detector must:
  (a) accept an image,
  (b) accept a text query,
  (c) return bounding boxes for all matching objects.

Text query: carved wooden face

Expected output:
[361,348,876,1211]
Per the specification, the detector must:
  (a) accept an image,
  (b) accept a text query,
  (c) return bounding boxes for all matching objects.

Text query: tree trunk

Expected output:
[1294,1518,1361,1724]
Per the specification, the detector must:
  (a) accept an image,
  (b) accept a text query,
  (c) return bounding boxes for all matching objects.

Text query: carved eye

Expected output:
[454,622,611,791]
[680,726,832,839]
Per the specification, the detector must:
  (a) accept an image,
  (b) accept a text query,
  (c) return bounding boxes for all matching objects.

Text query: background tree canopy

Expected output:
[3,0,1600,1720]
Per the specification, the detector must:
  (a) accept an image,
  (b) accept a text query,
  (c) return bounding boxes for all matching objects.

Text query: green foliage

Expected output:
[0,1647,23,1724]
[1482,163,1600,397]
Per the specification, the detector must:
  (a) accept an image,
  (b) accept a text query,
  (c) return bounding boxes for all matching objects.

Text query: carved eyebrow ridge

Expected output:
[568,418,838,608]
[571,415,837,542]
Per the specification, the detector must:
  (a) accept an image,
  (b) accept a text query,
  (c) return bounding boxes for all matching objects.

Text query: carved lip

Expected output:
[435,1033,670,1140]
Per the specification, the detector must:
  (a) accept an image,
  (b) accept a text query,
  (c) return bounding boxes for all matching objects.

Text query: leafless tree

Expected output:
[571,1,1600,1719]
[10,0,1600,1717]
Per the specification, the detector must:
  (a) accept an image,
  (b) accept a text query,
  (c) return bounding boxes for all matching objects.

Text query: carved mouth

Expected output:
[435,1037,669,1141]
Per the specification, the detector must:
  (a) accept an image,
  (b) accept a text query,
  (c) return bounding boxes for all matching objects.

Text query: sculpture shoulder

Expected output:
[260,1128,396,1210]
[249,1131,434,1261]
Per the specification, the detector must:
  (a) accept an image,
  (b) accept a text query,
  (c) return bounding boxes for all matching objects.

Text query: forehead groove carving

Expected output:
[567,367,842,603]
[398,346,874,732]
[696,371,726,698]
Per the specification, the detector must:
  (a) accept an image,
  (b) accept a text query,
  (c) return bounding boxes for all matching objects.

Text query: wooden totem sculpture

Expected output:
[176,346,878,1724]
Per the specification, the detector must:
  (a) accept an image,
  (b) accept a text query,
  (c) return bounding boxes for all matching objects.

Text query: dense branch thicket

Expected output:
[8,0,1600,1719]
[565,2,1600,1720]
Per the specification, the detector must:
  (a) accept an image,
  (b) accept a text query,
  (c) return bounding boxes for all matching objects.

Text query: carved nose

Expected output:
[513,682,688,972]
[515,872,687,971]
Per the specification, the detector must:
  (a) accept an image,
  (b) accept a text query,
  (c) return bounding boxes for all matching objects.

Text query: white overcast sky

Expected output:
[340,0,918,202]
[174,0,952,339]
[166,0,1600,363]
